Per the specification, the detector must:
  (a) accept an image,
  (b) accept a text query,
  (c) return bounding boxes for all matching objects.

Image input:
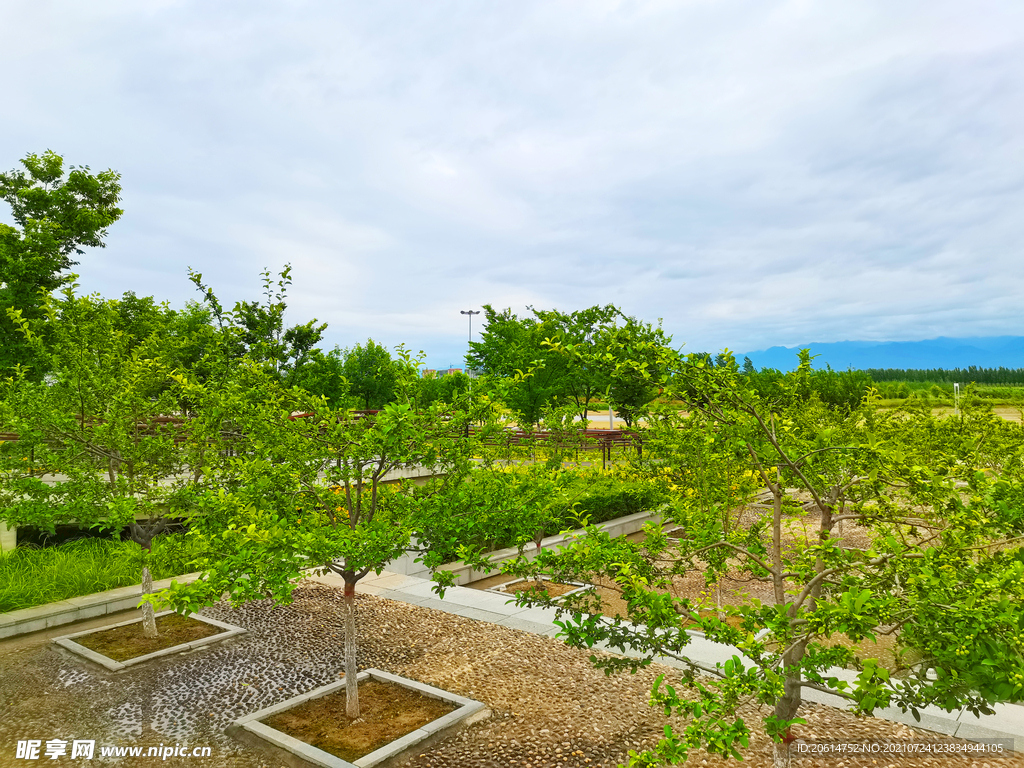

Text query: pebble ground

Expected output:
[0,584,1020,768]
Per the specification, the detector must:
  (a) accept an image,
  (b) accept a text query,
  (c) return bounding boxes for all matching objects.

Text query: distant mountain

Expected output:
[739,337,1024,372]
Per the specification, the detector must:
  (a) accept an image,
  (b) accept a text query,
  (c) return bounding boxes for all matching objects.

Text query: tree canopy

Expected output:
[0,151,123,378]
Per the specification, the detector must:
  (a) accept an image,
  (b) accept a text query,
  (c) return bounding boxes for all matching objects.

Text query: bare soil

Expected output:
[263,678,455,762]
[73,612,225,662]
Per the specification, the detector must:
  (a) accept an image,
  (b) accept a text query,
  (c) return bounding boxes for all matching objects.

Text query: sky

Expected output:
[3,1,1024,368]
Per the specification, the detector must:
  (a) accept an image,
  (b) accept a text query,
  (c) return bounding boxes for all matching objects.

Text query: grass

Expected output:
[0,534,205,614]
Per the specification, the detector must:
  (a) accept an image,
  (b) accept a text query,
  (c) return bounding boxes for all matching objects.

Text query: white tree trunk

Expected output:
[344,581,359,718]
[772,741,791,768]
[141,565,158,639]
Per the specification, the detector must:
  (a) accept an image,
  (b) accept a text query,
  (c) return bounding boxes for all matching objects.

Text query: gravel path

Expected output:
[0,584,1020,768]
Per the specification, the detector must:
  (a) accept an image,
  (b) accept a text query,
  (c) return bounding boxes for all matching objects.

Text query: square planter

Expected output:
[485,575,594,603]
[53,610,247,672]
[229,668,489,768]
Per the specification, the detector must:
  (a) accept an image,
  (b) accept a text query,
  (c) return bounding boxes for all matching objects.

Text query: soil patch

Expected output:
[74,612,225,662]
[262,678,455,762]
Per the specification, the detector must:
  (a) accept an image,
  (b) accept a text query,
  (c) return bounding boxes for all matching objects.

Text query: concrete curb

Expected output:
[52,610,248,672]
[229,668,489,768]
[0,572,203,640]
[385,509,662,584]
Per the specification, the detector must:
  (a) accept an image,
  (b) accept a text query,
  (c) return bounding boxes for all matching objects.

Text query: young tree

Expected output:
[0,151,123,378]
[531,304,619,423]
[0,286,193,637]
[512,349,1024,767]
[340,339,399,410]
[188,265,327,389]
[467,305,568,428]
[159,346,490,717]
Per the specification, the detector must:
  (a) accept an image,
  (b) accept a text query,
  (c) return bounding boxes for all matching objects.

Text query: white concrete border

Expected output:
[0,572,203,640]
[386,509,662,585]
[230,668,489,768]
[52,610,247,672]
[485,576,594,604]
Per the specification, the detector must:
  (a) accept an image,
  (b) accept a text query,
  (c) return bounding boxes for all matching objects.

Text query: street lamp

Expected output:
[460,309,480,343]
[460,309,480,381]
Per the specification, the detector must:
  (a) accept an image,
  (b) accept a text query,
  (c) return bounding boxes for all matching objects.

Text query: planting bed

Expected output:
[53,610,247,672]
[485,576,592,602]
[232,668,486,767]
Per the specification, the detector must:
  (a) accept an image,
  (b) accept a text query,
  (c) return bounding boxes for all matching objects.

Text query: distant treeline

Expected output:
[866,367,1024,384]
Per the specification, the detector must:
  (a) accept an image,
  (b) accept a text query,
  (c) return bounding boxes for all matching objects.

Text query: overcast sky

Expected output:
[3,1,1023,367]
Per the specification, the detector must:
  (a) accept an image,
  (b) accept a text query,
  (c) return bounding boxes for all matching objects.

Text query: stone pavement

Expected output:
[313,569,1024,750]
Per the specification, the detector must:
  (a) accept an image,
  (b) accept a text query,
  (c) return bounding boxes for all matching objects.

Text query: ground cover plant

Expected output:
[510,345,1024,768]
[0,533,204,613]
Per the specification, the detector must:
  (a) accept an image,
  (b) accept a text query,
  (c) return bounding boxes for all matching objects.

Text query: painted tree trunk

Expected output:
[141,565,158,639]
[772,740,791,768]
[343,579,359,718]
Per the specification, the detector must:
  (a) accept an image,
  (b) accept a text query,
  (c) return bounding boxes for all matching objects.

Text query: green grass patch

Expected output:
[0,534,205,614]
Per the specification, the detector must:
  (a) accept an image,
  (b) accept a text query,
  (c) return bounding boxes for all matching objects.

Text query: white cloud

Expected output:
[3,0,1024,363]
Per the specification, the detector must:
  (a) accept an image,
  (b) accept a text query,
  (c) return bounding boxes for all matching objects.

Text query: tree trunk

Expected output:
[343,579,360,718]
[141,565,157,639]
[772,740,791,768]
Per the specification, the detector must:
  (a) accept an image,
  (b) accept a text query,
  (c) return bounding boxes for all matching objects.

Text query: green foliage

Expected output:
[418,466,668,564]
[467,305,570,427]
[340,339,400,410]
[0,286,196,550]
[0,151,123,379]
[188,265,328,389]
[0,533,205,613]
[741,359,873,411]
[869,366,1024,385]
[415,370,471,408]
[505,347,1024,766]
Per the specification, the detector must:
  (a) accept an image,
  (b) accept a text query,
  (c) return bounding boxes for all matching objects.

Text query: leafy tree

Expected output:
[550,315,676,430]
[0,286,194,638]
[158,341,495,717]
[340,339,399,410]
[290,346,348,407]
[0,151,123,378]
[467,305,568,428]
[510,349,1024,767]
[531,304,620,423]
[188,265,327,389]
[415,369,471,408]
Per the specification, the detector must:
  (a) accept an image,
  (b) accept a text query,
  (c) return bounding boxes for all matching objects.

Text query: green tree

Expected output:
[550,315,676,429]
[531,304,620,423]
[511,349,1024,767]
[415,369,471,408]
[340,339,399,410]
[159,347,491,717]
[188,265,327,389]
[0,286,194,638]
[0,151,123,378]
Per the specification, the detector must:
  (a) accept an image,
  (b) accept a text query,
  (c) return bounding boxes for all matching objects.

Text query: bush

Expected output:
[573,478,667,526]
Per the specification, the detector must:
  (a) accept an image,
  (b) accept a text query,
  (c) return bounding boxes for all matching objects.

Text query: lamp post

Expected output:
[460,309,480,343]
[460,309,480,382]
